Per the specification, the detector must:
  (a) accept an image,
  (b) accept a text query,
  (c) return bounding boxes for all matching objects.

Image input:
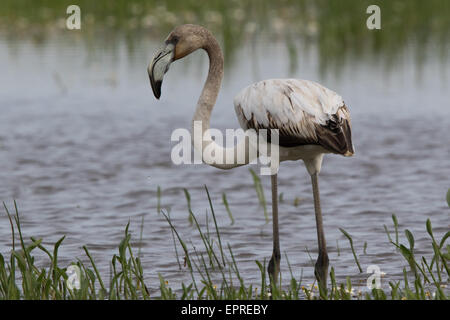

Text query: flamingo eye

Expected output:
[165,35,179,45]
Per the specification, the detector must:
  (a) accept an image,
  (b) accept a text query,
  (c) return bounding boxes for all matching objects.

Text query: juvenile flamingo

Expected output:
[148,24,354,292]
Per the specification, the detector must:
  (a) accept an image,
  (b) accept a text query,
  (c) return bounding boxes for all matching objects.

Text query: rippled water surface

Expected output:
[0,34,449,294]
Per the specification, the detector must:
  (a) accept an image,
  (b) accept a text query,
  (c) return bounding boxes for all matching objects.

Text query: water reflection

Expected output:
[1,0,449,73]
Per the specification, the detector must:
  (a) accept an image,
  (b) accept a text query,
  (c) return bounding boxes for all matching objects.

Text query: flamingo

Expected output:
[148,24,354,292]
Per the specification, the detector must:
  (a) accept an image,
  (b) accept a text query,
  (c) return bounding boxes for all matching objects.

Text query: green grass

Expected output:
[339,228,363,273]
[249,168,268,223]
[0,186,448,300]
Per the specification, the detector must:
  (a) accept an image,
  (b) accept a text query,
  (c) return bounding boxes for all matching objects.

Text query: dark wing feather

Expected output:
[316,106,354,156]
[234,79,354,156]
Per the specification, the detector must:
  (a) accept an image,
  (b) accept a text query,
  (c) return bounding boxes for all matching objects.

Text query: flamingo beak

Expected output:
[148,43,175,99]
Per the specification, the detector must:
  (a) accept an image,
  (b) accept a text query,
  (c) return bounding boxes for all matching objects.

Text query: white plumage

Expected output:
[233,79,353,157]
[234,79,344,126]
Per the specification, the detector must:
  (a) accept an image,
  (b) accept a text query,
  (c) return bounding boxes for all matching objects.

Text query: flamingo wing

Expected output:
[233,79,354,156]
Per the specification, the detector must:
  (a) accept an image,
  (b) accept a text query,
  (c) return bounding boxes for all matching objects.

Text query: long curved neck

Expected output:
[192,33,223,141]
[192,33,253,169]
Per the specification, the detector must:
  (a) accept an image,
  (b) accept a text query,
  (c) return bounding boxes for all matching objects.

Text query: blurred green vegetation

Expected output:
[0,0,449,70]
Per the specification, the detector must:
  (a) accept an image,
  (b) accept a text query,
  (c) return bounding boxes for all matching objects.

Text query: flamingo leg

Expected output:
[268,173,281,288]
[311,172,329,295]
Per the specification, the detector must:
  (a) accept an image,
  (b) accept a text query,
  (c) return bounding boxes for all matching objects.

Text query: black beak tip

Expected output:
[150,78,162,100]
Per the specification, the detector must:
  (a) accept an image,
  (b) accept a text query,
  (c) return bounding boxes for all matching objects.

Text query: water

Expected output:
[0,33,449,295]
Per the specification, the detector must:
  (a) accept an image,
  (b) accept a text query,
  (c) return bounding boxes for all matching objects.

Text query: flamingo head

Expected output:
[148,24,211,99]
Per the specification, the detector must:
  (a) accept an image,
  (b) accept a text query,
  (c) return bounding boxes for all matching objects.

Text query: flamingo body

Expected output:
[148,24,355,291]
[234,79,354,160]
